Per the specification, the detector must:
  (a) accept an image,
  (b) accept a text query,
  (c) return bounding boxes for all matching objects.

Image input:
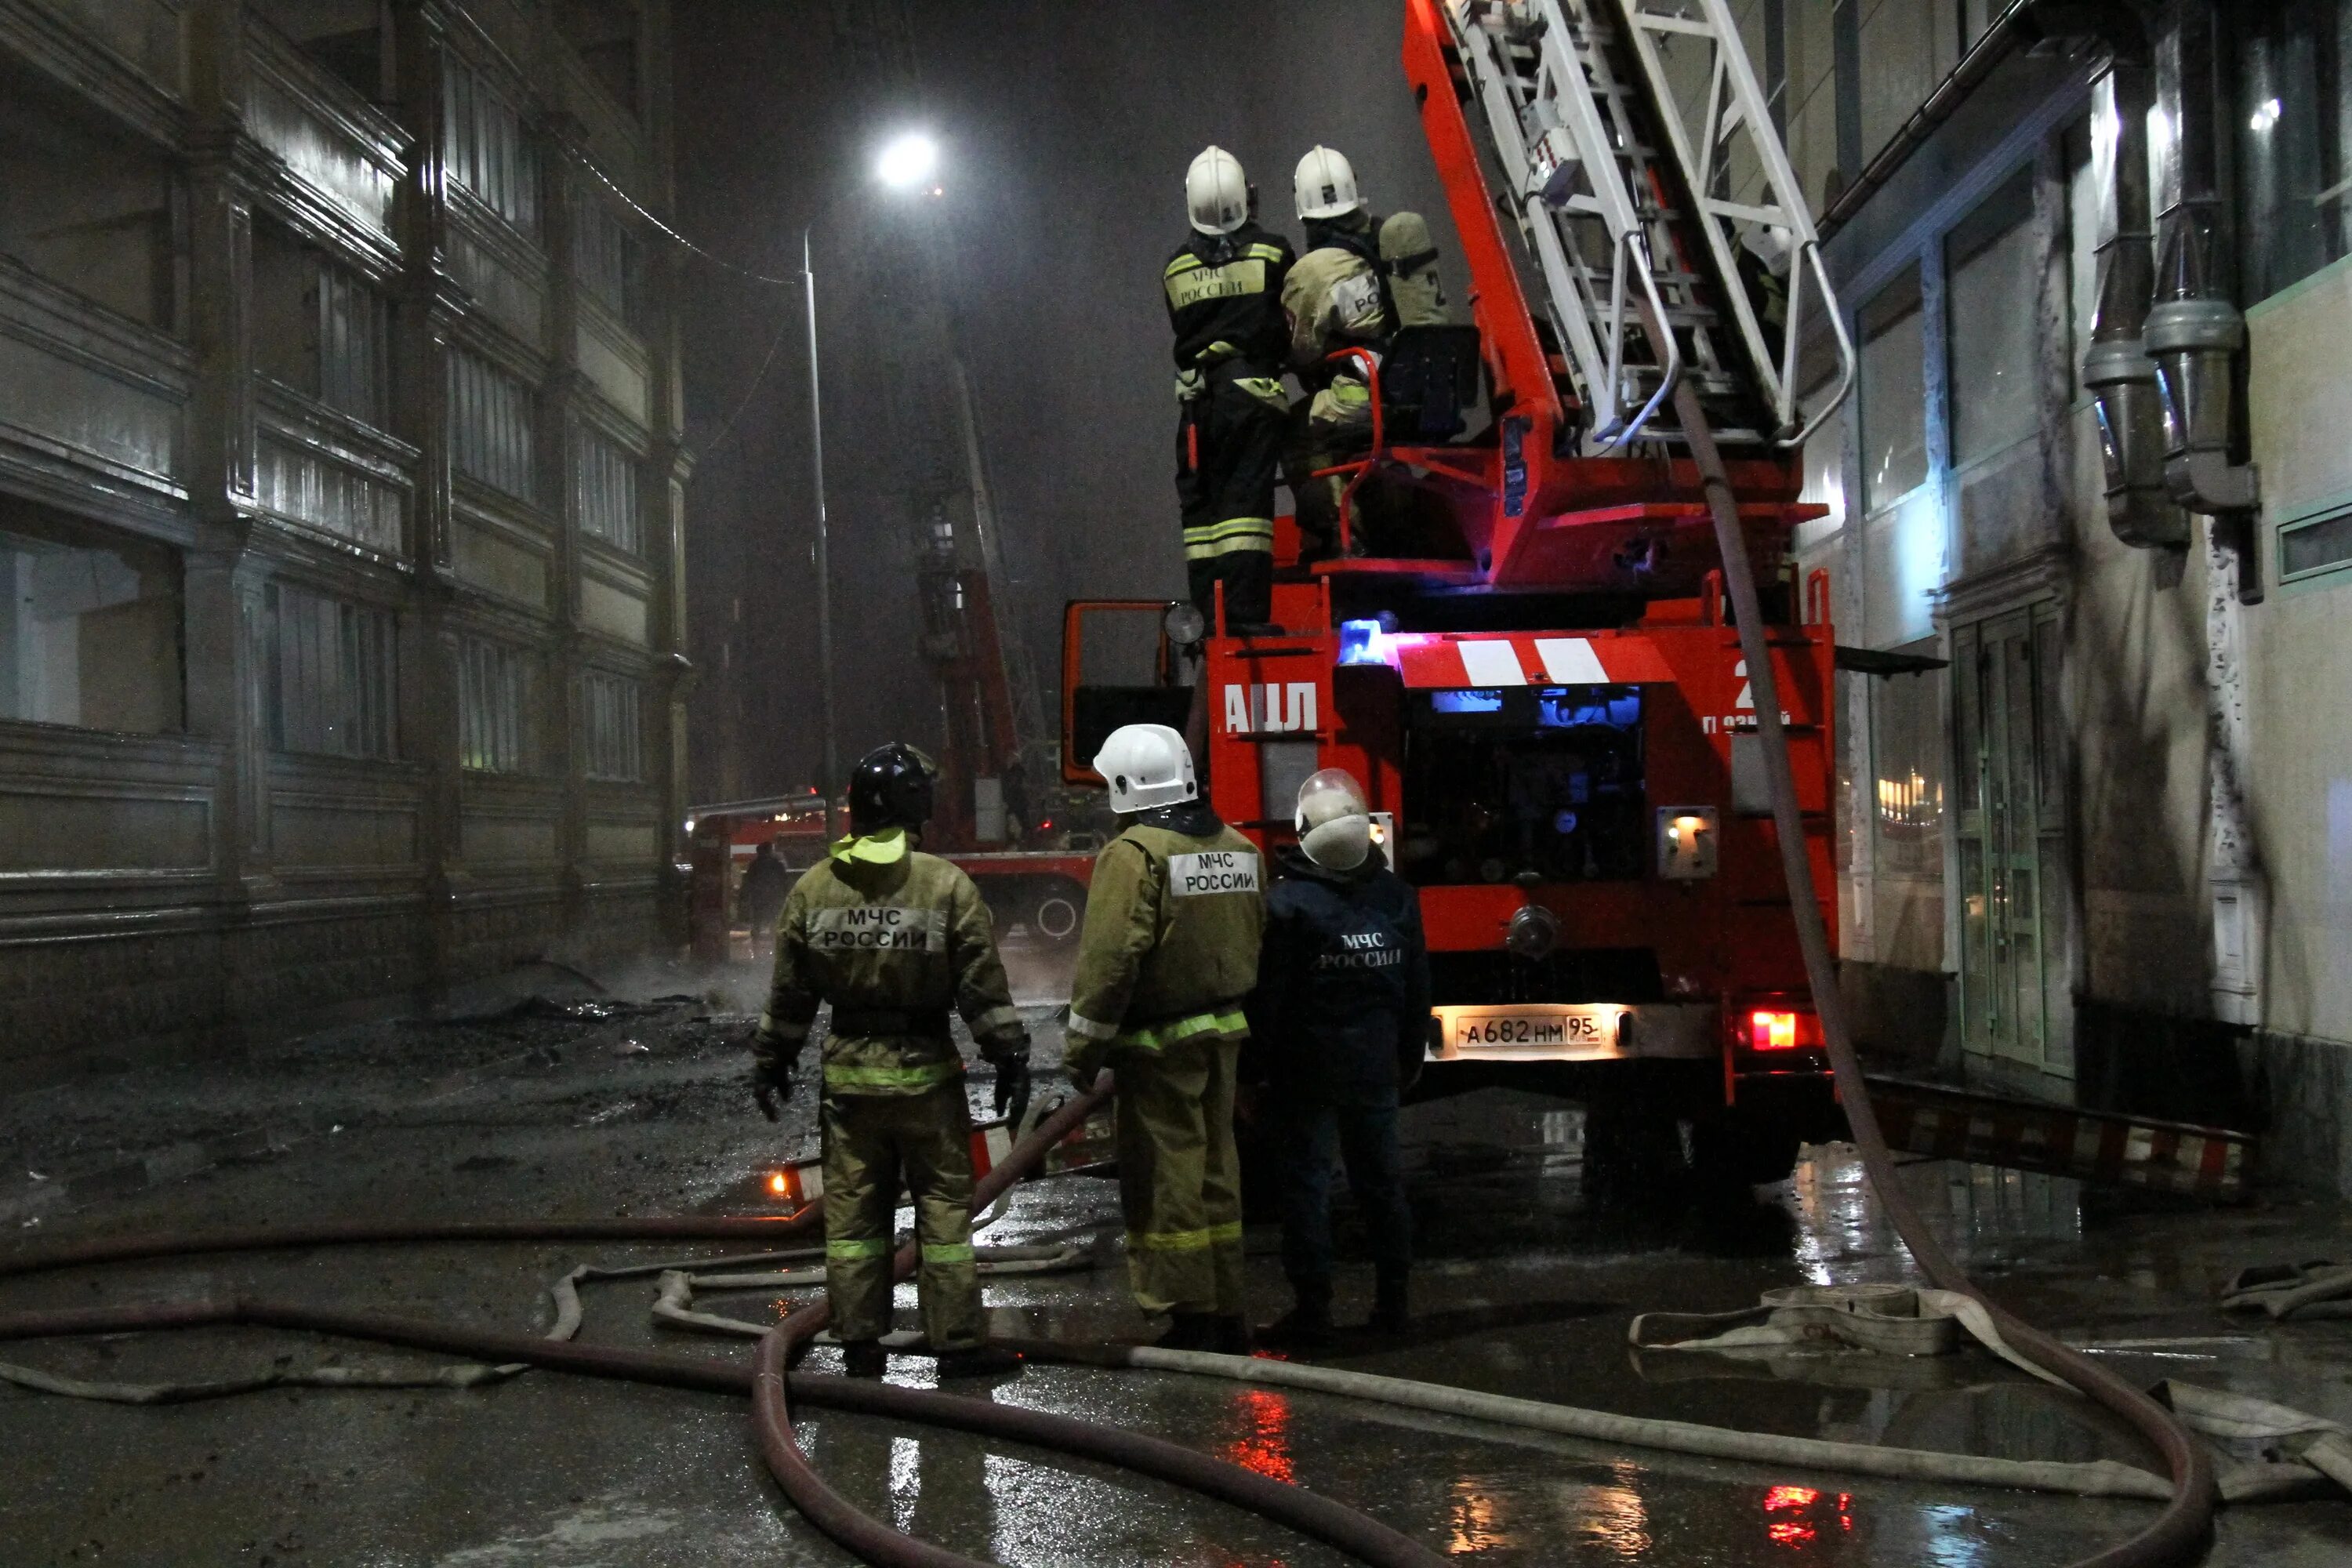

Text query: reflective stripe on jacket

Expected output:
[760,847,1023,1096]
[1065,804,1265,1079]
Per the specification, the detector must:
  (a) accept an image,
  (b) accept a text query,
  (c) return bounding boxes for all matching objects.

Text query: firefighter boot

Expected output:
[842,1341,888,1378]
[1214,1313,1254,1356]
[1260,1278,1335,1349]
[1370,1265,1410,1336]
[1155,1311,1219,1351]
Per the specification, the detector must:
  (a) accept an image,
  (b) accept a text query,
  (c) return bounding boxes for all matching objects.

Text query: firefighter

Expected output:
[1167,146,1295,634]
[751,742,1030,1379]
[1064,723,1266,1351]
[1247,769,1429,1346]
[1378,209,1451,328]
[1282,146,1397,561]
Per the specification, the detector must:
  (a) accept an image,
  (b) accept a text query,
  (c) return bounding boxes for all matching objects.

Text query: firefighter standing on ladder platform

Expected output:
[751,742,1029,1380]
[1282,146,1401,561]
[1166,146,1294,635]
[1065,724,1266,1351]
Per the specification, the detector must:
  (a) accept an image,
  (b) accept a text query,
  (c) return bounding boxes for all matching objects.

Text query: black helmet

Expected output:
[848,742,938,836]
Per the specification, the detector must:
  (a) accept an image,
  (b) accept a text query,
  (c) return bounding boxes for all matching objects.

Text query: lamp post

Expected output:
[804,132,941,842]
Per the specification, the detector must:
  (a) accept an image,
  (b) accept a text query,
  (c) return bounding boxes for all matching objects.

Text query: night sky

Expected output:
[673,1,1467,803]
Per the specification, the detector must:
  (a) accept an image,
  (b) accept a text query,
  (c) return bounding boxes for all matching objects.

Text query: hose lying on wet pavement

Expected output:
[0,1082,1449,1568]
[1667,365,2220,1568]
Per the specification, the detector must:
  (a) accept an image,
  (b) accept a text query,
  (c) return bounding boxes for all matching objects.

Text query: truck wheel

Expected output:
[1581,1099,1688,1214]
[1029,880,1084,946]
[1690,1114,1805,1196]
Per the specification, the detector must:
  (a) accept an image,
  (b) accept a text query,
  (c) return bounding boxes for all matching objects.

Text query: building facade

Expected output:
[1749,0,2352,1192]
[0,0,688,1080]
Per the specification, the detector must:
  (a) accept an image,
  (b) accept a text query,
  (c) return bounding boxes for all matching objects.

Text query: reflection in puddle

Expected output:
[1559,1462,1650,1559]
[1446,1475,1515,1555]
[1760,1484,1853,1550]
[1221,1387,1295,1484]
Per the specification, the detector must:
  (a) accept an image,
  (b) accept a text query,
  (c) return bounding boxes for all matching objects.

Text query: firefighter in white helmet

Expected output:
[1065,724,1267,1349]
[1165,147,1296,634]
[1279,147,1446,560]
[1246,768,1429,1346]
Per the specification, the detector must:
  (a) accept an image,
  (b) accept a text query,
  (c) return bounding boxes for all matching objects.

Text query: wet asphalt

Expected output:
[2,945,2350,1566]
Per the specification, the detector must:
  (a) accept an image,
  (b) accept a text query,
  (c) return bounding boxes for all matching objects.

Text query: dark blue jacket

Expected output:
[1247,845,1432,1105]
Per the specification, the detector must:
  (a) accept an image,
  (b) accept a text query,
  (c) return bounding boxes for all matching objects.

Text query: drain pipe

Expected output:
[2145,0,2260,526]
[2080,54,2187,549]
[2142,0,2269,1025]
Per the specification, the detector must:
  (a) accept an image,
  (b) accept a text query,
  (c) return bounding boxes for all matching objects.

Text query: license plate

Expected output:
[1441,1005,1623,1054]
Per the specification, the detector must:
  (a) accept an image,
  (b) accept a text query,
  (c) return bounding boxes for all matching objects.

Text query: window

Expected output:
[253,224,390,427]
[252,0,391,100]
[1946,169,2040,466]
[575,428,642,554]
[448,347,537,500]
[0,506,182,732]
[582,670,641,781]
[458,635,535,772]
[2236,0,2352,303]
[560,0,642,114]
[572,193,644,326]
[0,75,176,328]
[442,58,541,238]
[1859,267,1928,509]
[2281,505,2352,586]
[1792,379,1847,552]
[266,582,396,759]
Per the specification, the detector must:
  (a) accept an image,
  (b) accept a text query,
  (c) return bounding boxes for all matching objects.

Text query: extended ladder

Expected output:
[1444,0,1852,448]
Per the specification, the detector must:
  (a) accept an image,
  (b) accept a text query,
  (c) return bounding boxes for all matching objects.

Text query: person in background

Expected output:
[739,837,789,958]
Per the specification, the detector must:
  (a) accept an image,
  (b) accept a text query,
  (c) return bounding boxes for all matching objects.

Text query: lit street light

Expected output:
[875,130,942,194]
[804,131,946,840]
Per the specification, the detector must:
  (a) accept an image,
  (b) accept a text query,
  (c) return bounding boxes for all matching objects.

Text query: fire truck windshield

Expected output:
[1397,684,1645,887]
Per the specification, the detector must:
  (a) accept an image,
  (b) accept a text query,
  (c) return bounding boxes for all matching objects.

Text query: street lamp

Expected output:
[804,132,945,841]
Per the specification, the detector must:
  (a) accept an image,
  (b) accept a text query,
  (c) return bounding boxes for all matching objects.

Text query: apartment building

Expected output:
[0,0,687,1078]
[1755,0,2352,1191]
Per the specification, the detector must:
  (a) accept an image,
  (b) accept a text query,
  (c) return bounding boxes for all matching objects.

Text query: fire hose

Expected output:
[0,1083,1446,1568]
[1663,364,2218,1567]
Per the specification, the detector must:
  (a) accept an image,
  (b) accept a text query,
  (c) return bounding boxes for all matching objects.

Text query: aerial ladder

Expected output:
[1059,0,1863,1191]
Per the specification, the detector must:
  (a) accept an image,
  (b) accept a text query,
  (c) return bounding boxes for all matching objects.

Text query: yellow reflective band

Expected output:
[1127,1218,1244,1253]
[971,1004,1023,1036]
[823,1060,965,1090]
[920,1241,975,1265]
[829,826,910,864]
[1327,379,1372,406]
[1117,1007,1251,1051]
[1166,254,1203,277]
[1183,537,1274,562]
[1066,1011,1120,1043]
[826,1237,892,1260]
[1181,517,1274,545]
[1246,243,1287,263]
[1232,376,1287,405]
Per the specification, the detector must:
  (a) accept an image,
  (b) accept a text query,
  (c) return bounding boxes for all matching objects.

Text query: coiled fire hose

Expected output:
[1665,364,2217,1568]
[0,1083,1446,1568]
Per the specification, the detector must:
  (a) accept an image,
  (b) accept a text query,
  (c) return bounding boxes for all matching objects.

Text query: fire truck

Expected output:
[1063,0,1859,1191]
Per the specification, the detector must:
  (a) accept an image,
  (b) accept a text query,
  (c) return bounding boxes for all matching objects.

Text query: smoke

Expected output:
[677,1,1465,801]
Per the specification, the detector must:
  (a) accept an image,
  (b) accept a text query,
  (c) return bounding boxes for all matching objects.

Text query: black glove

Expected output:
[750,1053,795,1122]
[985,1035,1032,1121]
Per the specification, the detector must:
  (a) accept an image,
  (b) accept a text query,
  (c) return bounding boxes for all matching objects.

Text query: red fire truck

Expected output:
[1063,0,1859,1189]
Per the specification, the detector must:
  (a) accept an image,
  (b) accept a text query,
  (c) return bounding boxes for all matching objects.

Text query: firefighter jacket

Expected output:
[1247,844,1432,1106]
[758,830,1026,1097]
[1065,800,1265,1082]
[1166,222,1296,376]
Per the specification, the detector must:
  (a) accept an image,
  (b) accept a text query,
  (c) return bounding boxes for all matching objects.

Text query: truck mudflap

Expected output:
[1425,1001,1717,1064]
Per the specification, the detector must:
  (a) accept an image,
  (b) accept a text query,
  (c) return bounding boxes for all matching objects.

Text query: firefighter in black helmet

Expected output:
[752,742,1029,1377]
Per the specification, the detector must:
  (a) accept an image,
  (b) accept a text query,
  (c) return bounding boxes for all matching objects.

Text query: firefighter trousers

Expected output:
[1177,363,1284,630]
[1112,1036,1247,1316]
[1276,1097,1410,1287]
[820,1084,984,1350]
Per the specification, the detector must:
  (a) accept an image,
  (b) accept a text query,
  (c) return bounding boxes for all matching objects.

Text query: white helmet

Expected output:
[1294,145,1361,221]
[1094,724,1198,814]
[1295,767,1372,871]
[1186,146,1249,235]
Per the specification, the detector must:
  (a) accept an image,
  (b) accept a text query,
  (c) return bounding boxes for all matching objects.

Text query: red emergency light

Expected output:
[1748,1009,1799,1051]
